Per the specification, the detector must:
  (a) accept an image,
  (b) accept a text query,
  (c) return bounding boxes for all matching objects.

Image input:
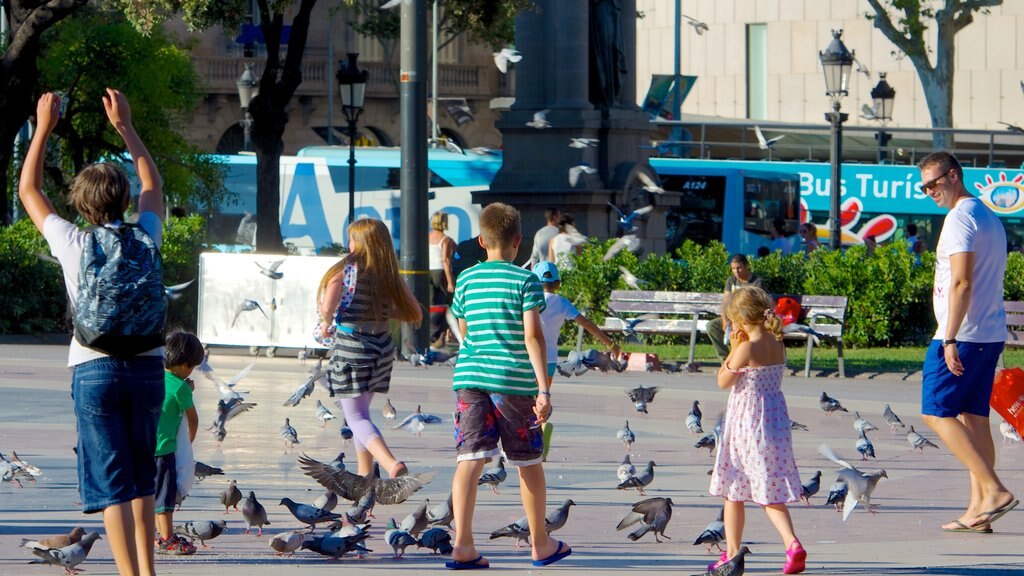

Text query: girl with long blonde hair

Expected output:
[317,218,422,477]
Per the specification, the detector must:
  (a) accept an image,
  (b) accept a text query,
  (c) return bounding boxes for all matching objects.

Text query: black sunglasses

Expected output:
[922,168,953,192]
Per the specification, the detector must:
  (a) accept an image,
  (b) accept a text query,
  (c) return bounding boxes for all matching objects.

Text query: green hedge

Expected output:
[557,240,1021,348]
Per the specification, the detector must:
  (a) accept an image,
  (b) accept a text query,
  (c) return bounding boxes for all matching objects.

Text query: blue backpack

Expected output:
[74,223,166,357]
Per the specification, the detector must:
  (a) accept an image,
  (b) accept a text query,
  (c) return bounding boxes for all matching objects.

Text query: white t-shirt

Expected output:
[43,212,165,367]
[540,292,579,361]
[933,197,1006,343]
[549,234,577,269]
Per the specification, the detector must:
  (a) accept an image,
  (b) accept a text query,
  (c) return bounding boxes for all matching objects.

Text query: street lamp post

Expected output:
[236,63,258,152]
[337,52,369,225]
[871,72,896,164]
[819,30,854,251]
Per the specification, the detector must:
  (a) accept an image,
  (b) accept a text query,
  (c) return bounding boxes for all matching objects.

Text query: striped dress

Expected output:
[451,260,546,395]
[326,264,396,397]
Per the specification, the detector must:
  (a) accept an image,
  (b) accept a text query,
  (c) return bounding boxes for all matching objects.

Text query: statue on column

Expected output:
[589,0,627,111]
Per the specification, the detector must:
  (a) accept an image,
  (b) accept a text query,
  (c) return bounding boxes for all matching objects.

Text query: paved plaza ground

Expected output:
[0,342,1022,575]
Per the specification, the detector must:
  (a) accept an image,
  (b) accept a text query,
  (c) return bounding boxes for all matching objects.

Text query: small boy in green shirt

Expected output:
[154,331,203,555]
[447,203,573,569]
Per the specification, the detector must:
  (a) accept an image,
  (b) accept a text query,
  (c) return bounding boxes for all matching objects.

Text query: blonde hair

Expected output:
[317,219,422,323]
[479,203,520,249]
[726,286,783,340]
[69,163,131,225]
[431,211,449,232]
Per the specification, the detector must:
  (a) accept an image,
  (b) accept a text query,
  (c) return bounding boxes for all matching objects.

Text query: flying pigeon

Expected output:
[617,421,635,451]
[256,259,284,279]
[603,234,641,261]
[174,520,227,547]
[298,455,436,505]
[478,456,507,495]
[818,444,888,522]
[693,507,725,552]
[616,496,673,542]
[283,370,325,407]
[392,405,443,436]
[618,266,646,290]
[569,137,598,149]
[682,14,708,35]
[221,479,242,512]
[627,385,659,414]
[268,530,305,556]
[243,491,271,535]
[28,531,101,574]
[820,391,848,414]
[379,0,402,9]
[617,454,636,483]
[607,202,654,233]
[754,125,785,150]
[617,460,656,496]
[164,279,195,301]
[686,400,704,434]
[801,470,822,506]
[315,400,336,427]
[231,299,268,327]
[569,164,598,187]
[853,411,879,433]
[493,47,523,74]
[526,109,551,129]
[907,425,939,451]
[883,404,906,432]
[636,171,665,194]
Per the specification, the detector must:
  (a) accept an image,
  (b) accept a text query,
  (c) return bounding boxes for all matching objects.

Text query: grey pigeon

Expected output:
[695,431,717,454]
[478,456,507,494]
[174,520,227,547]
[268,530,305,556]
[301,533,372,559]
[489,515,531,547]
[618,265,647,290]
[326,513,370,538]
[617,421,635,451]
[221,479,242,512]
[907,425,939,451]
[29,531,101,574]
[384,518,418,558]
[209,397,257,431]
[392,405,443,436]
[853,411,879,433]
[616,496,673,542]
[315,400,336,427]
[801,471,822,505]
[820,392,848,414]
[699,545,751,576]
[280,418,299,448]
[194,461,224,482]
[693,507,725,552]
[256,259,284,279]
[825,478,848,512]
[883,404,906,432]
[617,460,656,495]
[243,491,271,535]
[628,385,659,414]
[346,491,376,523]
[339,419,353,443]
[231,299,268,326]
[7,451,42,478]
[417,527,453,555]
[298,455,436,505]
[818,444,887,522]
[427,492,454,528]
[399,499,431,537]
[790,420,809,431]
[383,398,397,421]
[686,400,703,434]
[617,454,636,483]
[283,371,325,407]
[280,497,343,533]
[544,499,576,533]
[313,490,339,513]
[328,451,347,471]
[20,527,86,551]
[856,430,876,460]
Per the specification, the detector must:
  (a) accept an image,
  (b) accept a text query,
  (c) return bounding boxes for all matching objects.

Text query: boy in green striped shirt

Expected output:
[446,203,573,569]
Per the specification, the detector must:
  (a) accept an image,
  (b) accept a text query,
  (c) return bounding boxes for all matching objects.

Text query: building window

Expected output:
[747,23,767,120]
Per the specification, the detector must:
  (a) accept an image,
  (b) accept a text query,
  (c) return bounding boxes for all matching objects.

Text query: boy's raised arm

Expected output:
[103,88,163,219]
[18,94,61,233]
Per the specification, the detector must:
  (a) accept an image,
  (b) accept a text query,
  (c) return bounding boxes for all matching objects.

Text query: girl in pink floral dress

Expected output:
[709,286,806,574]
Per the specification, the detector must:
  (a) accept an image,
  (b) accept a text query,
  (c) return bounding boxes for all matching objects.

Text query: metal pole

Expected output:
[431,0,439,140]
[827,101,845,251]
[326,10,335,145]
[671,0,681,145]
[400,0,430,353]
[348,115,357,224]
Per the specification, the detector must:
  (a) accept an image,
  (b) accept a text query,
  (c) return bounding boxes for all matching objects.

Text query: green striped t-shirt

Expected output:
[451,260,546,395]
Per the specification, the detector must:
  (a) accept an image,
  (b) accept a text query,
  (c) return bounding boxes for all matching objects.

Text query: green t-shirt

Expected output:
[155,371,195,456]
[451,260,546,395]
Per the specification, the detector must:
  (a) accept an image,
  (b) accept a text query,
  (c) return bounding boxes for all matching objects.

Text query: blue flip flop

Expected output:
[532,541,572,567]
[446,555,490,570]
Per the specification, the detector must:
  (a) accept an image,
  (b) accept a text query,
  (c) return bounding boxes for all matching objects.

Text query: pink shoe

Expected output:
[783,540,806,574]
[707,550,728,571]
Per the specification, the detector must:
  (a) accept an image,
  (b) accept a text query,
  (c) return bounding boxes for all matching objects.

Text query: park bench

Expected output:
[999,300,1024,367]
[600,290,848,378]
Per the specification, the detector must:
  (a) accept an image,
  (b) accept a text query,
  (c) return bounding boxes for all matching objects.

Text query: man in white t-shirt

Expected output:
[529,207,561,266]
[917,151,1017,533]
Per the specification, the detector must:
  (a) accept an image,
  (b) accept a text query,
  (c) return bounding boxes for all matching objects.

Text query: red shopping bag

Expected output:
[991,368,1024,437]
[774,297,802,326]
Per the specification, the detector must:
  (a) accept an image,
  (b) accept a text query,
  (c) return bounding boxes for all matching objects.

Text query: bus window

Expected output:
[742,174,799,238]
[661,174,726,253]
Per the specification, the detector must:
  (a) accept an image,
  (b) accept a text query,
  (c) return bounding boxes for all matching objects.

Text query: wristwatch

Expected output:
[942,339,957,347]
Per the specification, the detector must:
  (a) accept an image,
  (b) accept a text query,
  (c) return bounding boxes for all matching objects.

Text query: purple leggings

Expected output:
[335,392,382,452]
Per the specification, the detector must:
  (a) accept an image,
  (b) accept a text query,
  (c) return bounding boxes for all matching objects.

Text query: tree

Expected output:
[865,0,1002,149]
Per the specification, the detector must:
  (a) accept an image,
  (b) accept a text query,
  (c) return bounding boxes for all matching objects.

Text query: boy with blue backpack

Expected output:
[19,89,166,576]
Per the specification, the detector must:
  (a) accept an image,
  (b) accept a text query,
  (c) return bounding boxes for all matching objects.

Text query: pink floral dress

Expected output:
[709,363,802,505]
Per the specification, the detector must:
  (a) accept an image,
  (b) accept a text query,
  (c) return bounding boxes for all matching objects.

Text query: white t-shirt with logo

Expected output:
[933,197,1006,343]
[43,212,164,367]
[540,292,580,362]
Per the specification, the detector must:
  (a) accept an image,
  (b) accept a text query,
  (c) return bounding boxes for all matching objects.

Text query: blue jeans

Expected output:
[72,356,164,513]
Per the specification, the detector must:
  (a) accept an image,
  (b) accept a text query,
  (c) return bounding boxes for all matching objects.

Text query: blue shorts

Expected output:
[921,340,1003,418]
[72,356,164,514]
[547,363,557,378]
[154,453,178,514]
[453,388,544,467]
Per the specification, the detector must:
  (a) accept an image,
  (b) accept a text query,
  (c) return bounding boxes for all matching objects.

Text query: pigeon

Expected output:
[328,451,347,471]
[1000,121,1024,134]
[703,546,751,576]
[608,202,654,233]
[280,418,299,448]
[268,530,305,556]
[315,400,337,427]
[417,527,454,555]
[164,279,195,301]
[427,492,454,528]
[243,491,271,535]
[392,405,443,436]
[569,164,598,187]
[283,370,326,407]
[754,125,785,150]
[20,527,86,551]
[686,400,704,434]
[616,496,673,542]
[682,13,708,35]
[174,520,227,547]
[0,457,30,487]
[856,429,876,460]
[206,360,255,400]
[383,398,397,422]
[231,299,268,327]
[209,397,257,431]
[636,171,665,194]
[221,479,242,512]
[526,109,551,129]
[3,451,41,478]
[346,491,377,524]
[210,419,227,443]
[790,420,809,431]
[301,533,372,559]
[313,490,339,513]
[569,137,598,149]
[28,531,101,574]
[825,478,848,512]
[298,455,436,505]
[325,513,370,538]
[194,461,224,482]
[339,419,354,444]
[617,460,656,495]
[280,497,343,533]
[854,55,870,77]
[617,421,635,451]
[493,47,522,74]
[1000,421,1022,443]
[820,392,848,414]
[627,385,659,414]
[384,518,418,558]
[489,515,531,547]
[694,431,717,454]
[693,507,725,552]
[602,234,641,261]
[399,499,431,537]
[617,454,636,483]
[818,444,888,522]
[544,499,576,533]
[801,471,822,506]
[907,425,939,451]
[478,456,507,494]
[860,102,879,121]
[256,259,284,279]
[379,0,402,9]
[853,411,879,433]
[883,404,906,432]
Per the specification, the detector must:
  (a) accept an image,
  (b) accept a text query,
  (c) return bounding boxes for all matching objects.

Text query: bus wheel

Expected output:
[265,347,277,358]
[249,346,260,356]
